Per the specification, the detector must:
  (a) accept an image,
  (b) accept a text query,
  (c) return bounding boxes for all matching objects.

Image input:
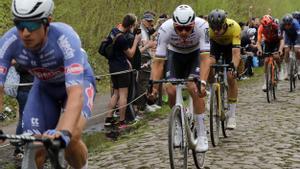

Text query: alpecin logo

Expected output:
[29,67,64,80]
[65,63,84,75]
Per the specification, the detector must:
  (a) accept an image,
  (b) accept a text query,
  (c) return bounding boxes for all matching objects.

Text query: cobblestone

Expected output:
[88,79,300,169]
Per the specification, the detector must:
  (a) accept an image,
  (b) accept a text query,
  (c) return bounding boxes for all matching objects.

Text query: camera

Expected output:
[133,28,141,35]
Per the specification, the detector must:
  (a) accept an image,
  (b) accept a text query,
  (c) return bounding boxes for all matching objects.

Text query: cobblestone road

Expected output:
[89,79,300,169]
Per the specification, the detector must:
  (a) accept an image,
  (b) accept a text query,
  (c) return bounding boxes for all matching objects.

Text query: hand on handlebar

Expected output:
[228,62,238,78]
[147,88,158,105]
[44,129,72,148]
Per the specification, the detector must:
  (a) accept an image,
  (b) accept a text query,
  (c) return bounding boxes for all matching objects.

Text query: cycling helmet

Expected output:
[12,0,54,20]
[292,11,300,20]
[246,28,256,37]
[172,4,195,26]
[282,14,293,25]
[261,15,273,26]
[208,9,227,30]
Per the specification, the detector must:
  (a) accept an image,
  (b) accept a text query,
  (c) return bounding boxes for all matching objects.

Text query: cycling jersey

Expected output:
[209,18,241,47]
[280,19,300,45]
[0,22,96,134]
[257,23,282,43]
[155,17,210,57]
[0,22,95,87]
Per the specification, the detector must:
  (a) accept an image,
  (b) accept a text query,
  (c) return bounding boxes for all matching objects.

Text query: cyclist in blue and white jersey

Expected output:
[280,14,300,78]
[0,0,95,168]
[149,5,211,152]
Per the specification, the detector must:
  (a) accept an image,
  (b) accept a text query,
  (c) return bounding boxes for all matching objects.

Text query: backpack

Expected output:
[98,31,123,60]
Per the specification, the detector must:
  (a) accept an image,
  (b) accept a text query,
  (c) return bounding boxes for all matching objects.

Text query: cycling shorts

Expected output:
[263,41,279,54]
[284,35,300,47]
[210,41,234,64]
[166,49,200,79]
[22,79,95,134]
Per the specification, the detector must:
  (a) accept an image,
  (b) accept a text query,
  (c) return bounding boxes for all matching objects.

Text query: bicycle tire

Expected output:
[273,64,278,100]
[192,125,205,169]
[209,85,220,147]
[266,64,272,103]
[289,59,295,92]
[221,84,228,138]
[168,105,187,169]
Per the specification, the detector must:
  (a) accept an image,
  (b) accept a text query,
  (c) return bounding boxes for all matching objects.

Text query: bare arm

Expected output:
[200,53,211,82]
[232,48,241,68]
[56,85,83,133]
[151,58,165,92]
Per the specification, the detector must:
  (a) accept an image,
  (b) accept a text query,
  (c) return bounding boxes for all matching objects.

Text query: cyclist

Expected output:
[257,15,284,90]
[292,11,300,24]
[208,9,241,130]
[0,0,95,168]
[280,14,300,78]
[149,4,210,152]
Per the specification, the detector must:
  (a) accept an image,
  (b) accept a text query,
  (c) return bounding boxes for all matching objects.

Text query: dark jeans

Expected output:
[16,90,30,135]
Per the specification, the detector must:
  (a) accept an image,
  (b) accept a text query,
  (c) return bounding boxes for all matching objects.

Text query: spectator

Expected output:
[137,11,158,113]
[104,13,142,129]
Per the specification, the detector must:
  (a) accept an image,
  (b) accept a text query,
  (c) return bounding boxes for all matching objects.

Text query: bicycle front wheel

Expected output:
[266,64,272,103]
[209,85,220,147]
[168,105,187,169]
[220,84,228,138]
[192,124,205,169]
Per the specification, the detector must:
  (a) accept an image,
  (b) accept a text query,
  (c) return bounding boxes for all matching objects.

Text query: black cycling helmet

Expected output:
[208,9,227,30]
[282,14,293,25]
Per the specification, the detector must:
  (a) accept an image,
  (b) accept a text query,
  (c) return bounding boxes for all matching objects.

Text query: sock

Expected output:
[229,104,236,118]
[195,113,206,137]
[81,160,88,169]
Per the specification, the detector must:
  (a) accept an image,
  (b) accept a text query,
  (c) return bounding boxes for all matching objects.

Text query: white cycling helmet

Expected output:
[246,28,256,37]
[173,4,195,26]
[12,0,54,20]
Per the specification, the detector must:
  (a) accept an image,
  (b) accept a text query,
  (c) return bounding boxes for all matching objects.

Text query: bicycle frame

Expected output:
[174,84,197,150]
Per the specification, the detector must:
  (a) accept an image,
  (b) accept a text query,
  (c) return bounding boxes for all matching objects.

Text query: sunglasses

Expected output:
[175,25,193,32]
[14,20,43,32]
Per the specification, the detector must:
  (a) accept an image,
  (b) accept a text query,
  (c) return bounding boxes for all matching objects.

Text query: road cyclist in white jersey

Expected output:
[148,4,211,152]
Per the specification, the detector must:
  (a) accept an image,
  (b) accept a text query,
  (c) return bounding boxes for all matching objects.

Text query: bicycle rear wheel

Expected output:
[266,64,272,103]
[168,105,187,169]
[209,85,220,147]
[192,125,205,169]
[220,84,228,138]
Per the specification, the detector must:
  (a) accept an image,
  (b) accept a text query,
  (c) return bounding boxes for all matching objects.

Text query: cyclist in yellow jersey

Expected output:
[208,9,241,129]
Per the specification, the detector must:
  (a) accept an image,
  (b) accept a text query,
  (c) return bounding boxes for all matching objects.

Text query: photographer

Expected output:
[104,13,142,129]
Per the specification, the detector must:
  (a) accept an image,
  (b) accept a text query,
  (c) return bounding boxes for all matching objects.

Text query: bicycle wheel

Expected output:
[289,59,295,92]
[209,85,220,147]
[220,84,228,138]
[192,125,205,169]
[168,105,187,169]
[273,64,278,100]
[266,64,272,103]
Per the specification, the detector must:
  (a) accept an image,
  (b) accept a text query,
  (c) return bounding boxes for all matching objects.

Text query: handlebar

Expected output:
[148,77,201,96]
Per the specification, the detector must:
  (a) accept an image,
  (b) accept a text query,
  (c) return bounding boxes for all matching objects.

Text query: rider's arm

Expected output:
[232,23,242,68]
[56,85,83,132]
[151,26,169,92]
[256,26,263,53]
[199,21,211,83]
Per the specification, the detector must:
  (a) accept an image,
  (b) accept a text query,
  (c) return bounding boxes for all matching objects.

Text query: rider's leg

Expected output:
[64,115,88,169]
[295,46,300,74]
[187,83,207,152]
[165,84,176,108]
[227,73,238,119]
